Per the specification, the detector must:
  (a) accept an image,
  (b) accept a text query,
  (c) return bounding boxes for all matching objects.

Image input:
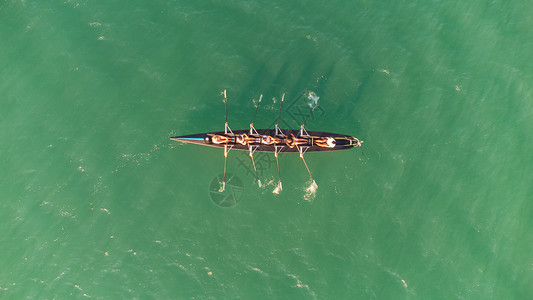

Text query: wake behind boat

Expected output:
[170,90,363,192]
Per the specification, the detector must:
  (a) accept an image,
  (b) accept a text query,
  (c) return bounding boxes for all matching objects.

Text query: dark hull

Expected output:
[170,129,357,153]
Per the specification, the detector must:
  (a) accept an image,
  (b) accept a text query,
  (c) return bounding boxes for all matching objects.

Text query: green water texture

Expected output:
[2,1,532,299]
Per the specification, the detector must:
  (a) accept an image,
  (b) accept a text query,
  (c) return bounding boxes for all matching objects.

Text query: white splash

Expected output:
[306,91,320,108]
[303,180,318,201]
[260,177,282,194]
[273,182,282,194]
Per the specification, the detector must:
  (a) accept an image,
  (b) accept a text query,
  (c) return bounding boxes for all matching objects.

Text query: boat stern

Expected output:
[333,136,362,149]
[349,136,363,148]
[348,136,364,155]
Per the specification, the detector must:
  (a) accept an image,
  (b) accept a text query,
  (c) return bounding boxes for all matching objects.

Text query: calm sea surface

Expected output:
[2,0,532,299]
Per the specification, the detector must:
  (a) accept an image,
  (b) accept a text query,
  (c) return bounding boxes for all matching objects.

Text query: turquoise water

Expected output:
[2,1,532,298]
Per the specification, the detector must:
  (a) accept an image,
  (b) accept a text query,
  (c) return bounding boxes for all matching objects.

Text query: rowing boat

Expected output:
[171,90,363,192]
[170,129,360,152]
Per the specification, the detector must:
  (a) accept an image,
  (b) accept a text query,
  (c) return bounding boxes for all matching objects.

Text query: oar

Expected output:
[296,145,316,186]
[220,89,231,192]
[275,147,283,191]
[251,94,262,125]
[248,145,262,187]
[249,95,262,136]
[223,89,228,132]
[299,96,318,136]
[274,94,286,191]
[275,93,285,136]
[220,144,228,192]
[302,102,317,129]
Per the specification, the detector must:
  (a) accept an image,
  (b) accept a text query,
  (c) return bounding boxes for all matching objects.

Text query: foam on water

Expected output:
[272,182,282,195]
[306,91,320,108]
[303,180,318,202]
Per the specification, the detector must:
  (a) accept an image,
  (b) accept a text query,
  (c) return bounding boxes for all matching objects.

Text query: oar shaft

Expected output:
[224,89,228,125]
[220,144,230,192]
[276,93,285,126]
[297,145,315,182]
[302,103,317,128]
[249,145,261,187]
[251,94,262,125]
[275,150,282,191]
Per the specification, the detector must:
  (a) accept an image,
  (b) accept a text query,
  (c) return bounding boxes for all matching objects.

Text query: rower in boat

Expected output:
[261,135,282,145]
[237,133,257,145]
[236,133,246,145]
[315,137,336,148]
[212,134,230,144]
[286,133,307,148]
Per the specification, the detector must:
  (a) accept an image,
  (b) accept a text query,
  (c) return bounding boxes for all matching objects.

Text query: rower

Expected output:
[236,133,248,145]
[261,135,281,145]
[212,135,230,144]
[315,137,336,148]
[286,133,307,148]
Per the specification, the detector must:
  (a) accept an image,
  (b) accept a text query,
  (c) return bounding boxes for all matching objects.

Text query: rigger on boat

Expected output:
[171,90,363,192]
